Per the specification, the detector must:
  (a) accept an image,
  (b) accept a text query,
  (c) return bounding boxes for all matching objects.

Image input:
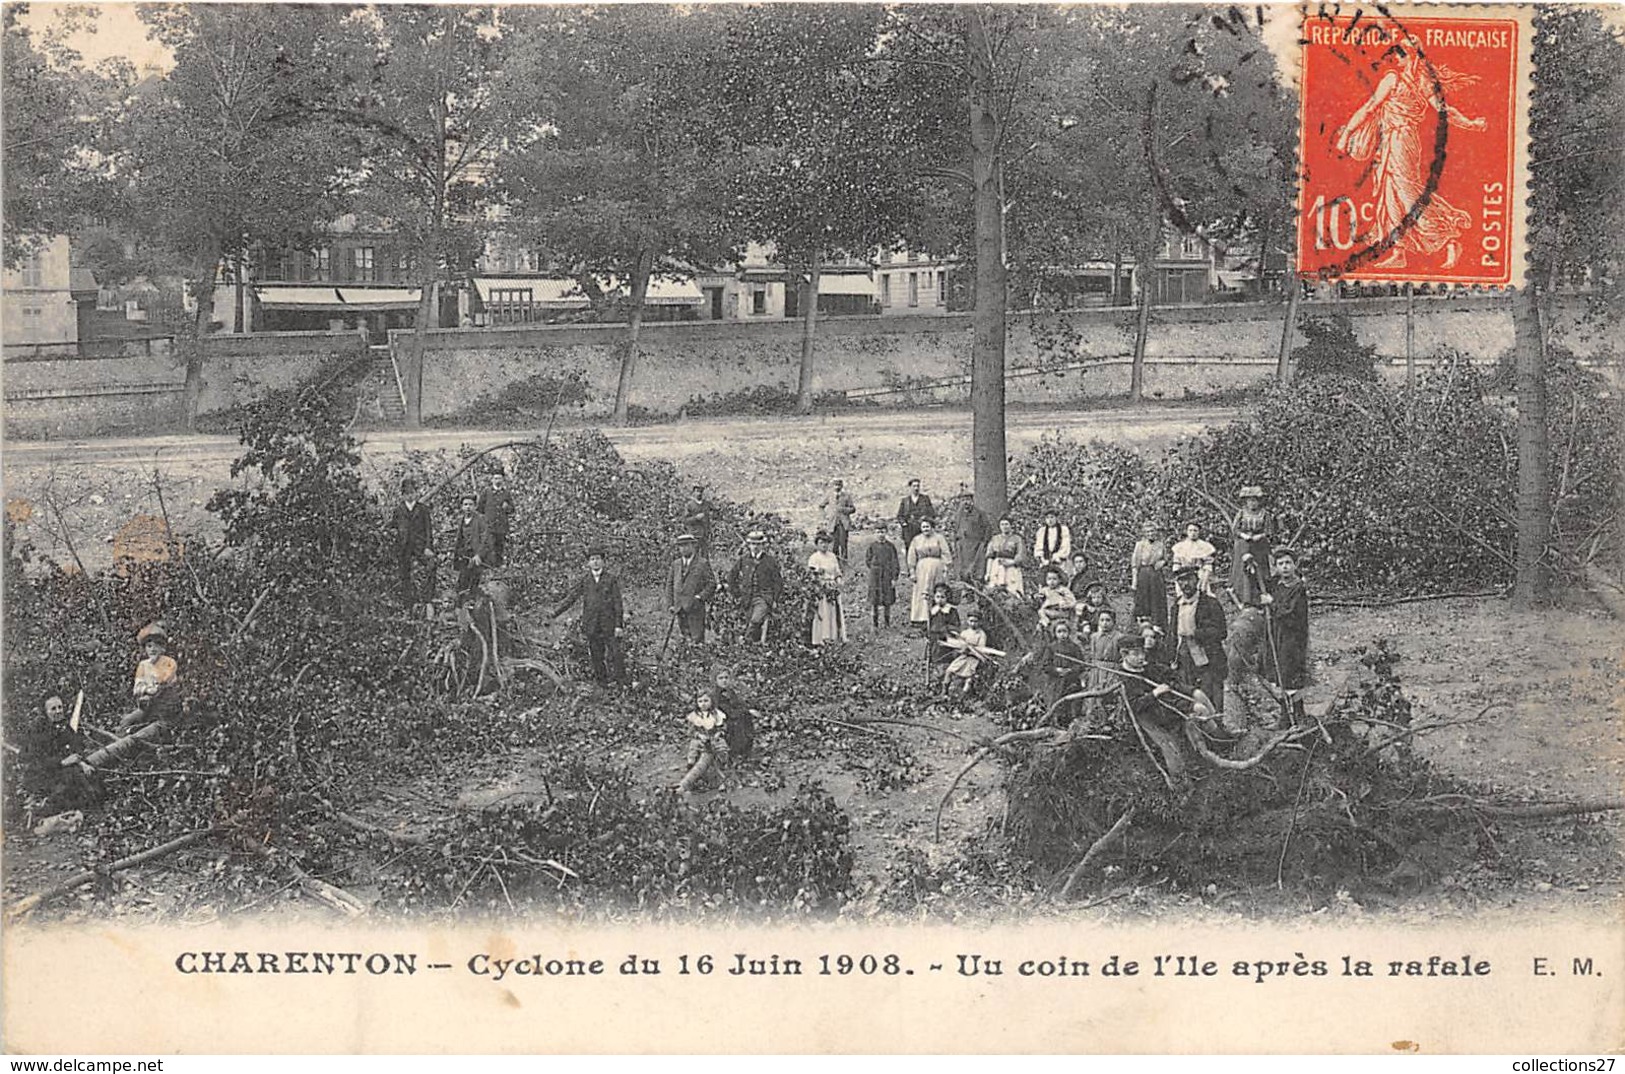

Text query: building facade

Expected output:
[2,237,97,348]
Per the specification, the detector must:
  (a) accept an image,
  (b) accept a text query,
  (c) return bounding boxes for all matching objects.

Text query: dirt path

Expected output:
[3,404,1236,573]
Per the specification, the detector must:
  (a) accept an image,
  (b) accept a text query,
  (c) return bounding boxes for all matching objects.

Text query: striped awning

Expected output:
[255,286,421,311]
[818,273,877,298]
[472,277,590,308]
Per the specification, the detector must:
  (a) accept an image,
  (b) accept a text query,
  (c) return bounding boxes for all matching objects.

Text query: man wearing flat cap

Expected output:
[551,544,627,684]
[727,530,783,644]
[668,533,717,645]
[1169,564,1228,707]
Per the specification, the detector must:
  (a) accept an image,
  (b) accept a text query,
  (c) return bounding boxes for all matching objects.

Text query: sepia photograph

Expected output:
[1,0,1621,1056]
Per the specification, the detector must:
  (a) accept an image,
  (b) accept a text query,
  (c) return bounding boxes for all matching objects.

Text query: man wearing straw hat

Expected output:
[727,530,783,644]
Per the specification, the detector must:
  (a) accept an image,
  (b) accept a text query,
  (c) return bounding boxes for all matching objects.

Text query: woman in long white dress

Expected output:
[807,531,846,646]
[907,517,953,627]
[984,517,1025,597]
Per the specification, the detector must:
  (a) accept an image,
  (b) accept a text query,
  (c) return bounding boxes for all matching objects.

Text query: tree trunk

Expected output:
[182,245,221,432]
[1129,187,1157,403]
[1111,252,1124,307]
[1275,272,1301,383]
[1404,284,1416,389]
[1254,218,1271,301]
[1512,282,1549,607]
[613,248,655,426]
[405,275,434,429]
[967,13,1009,519]
[796,257,822,414]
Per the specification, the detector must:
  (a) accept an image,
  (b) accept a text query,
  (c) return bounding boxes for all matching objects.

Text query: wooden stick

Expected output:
[246,843,367,917]
[6,824,224,920]
[1058,807,1136,900]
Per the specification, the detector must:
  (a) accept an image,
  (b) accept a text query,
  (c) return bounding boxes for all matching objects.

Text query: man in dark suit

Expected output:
[727,530,783,644]
[896,478,935,549]
[551,544,627,684]
[1169,565,1227,710]
[681,484,712,558]
[668,533,717,644]
[476,466,516,567]
[452,491,492,602]
[393,478,434,607]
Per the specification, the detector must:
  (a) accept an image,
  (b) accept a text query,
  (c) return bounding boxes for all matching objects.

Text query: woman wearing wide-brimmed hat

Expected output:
[1230,484,1273,607]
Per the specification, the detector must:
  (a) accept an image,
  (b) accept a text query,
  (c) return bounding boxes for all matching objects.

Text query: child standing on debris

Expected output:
[678,688,730,793]
[865,522,902,630]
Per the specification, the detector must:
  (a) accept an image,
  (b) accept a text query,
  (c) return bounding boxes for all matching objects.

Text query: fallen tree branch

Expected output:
[1360,704,1502,758]
[933,728,1071,842]
[321,799,433,847]
[1314,589,1505,609]
[1384,796,1625,820]
[246,843,367,917]
[1183,723,1302,771]
[6,822,230,920]
[1058,807,1136,900]
[231,584,275,643]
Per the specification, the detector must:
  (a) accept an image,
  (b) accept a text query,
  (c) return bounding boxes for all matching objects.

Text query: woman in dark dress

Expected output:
[1230,484,1273,607]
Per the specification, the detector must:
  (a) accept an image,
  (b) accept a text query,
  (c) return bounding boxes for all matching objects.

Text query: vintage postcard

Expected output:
[2,1,1621,1056]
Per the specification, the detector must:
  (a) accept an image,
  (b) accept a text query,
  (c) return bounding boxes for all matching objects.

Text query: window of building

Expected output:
[908,272,919,307]
[751,287,767,315]
[938,272,947,305]
[487,287,535,325]
[352,247,375,283]
[398,252,413,275]
[880,276,891,306]
[309,247,331,281]
[21,306,42,319]
[20,255,43,288]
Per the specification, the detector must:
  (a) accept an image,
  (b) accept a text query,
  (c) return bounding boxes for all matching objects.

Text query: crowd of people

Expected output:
[10,467,1312,814]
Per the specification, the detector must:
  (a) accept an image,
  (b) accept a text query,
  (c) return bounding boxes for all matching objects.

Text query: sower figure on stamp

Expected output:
[551,544,627,685]
[668,533,717,646]
[477,465,516,568]
[728,530,783,645]
[1333,34,1487,272]
[392,477,434,611]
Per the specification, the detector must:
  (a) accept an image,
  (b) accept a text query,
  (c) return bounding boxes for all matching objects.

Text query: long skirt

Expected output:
[812,595,846,646]
[1132,566,1168,634]
[910,557,948,623]
[984,558,1025,597]
[1231,537,1269,605]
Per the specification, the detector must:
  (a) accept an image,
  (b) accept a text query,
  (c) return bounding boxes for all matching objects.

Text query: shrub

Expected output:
[1292,313,1380,381]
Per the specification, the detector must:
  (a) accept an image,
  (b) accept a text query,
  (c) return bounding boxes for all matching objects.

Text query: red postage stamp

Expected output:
[1296,6,1532,286]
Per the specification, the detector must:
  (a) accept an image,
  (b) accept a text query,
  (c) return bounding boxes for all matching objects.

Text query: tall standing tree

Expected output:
[342,5,545,428]
[879,5,1080,519]
[715,5,923,413]
[1515,7,1625,606]
[502,6,734,426]
[2,5,123,267]
[127,4,355,427]
[1053,7,1296,399]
